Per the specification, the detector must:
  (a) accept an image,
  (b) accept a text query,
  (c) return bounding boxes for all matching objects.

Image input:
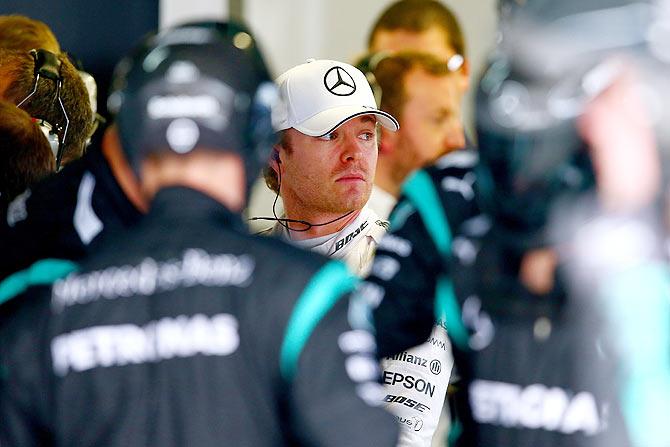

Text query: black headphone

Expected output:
[16,49,69,170]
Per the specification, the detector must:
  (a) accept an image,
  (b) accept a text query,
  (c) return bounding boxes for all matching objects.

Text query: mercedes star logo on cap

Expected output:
[323,66,356,96]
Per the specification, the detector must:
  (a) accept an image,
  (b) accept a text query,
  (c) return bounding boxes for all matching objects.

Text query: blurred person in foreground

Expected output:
[0,21,399,447]
[256,58,399,276]
[359,0,670,446]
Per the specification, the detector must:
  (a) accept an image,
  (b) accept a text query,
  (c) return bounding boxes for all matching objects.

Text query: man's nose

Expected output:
[340,134,364,162]
[444,120,466,151]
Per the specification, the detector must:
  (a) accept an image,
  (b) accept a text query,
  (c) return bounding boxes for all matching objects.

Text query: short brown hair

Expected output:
[362,51,452,122]
[0,49,92,165]
[0,15,60,54]
[368,0,465,57]
[263,130,292,194]
[0,100,55,201]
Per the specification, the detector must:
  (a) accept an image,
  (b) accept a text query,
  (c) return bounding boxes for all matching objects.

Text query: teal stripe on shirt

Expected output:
[280,260,358,381]
[0,259,78,306]
[396,169,469,350]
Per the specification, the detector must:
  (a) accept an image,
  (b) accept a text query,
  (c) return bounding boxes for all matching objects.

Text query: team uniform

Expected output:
[258,206,388,277]
[363,150,632,446]
[0,144,141,279]
[0,186,398,447]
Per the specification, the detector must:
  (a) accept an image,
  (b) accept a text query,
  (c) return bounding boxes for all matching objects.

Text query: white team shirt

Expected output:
[258,206,388,277]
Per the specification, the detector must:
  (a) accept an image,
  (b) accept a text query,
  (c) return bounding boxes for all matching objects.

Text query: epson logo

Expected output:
[469,380,603,436]
[383,371,436,397]
[147,95,222,119]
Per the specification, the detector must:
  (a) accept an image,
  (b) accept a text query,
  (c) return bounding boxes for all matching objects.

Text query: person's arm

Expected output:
[279,260,398,446]
[288,296,398,446]
[368,209,443,359]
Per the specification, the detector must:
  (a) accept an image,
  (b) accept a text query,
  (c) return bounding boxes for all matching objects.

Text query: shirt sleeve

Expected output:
[278,260,398,446]
[287,295,399,446]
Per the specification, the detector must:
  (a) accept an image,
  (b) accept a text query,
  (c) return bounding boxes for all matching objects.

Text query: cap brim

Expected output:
[294,105,399,137]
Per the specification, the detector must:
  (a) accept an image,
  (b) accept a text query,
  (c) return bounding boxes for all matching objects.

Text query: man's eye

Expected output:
[319,132,336,141]
[360,132,375,141]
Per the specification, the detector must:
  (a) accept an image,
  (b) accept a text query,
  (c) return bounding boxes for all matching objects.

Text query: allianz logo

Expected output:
[470,379,604,435]
[386,351,442,375]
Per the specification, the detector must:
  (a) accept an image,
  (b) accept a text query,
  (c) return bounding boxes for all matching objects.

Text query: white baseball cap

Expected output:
[272,59,399,137]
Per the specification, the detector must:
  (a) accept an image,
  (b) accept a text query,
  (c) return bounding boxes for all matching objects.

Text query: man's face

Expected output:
[277,116,378,216]
[395,67,465,169]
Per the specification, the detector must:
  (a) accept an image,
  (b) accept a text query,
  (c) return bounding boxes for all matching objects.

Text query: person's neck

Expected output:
[141,152,246,213]
[374,156,414,198]
[102,126,149,213]
[281,204,363,241]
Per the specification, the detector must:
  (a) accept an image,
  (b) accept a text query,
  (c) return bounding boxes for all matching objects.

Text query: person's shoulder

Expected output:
[364,209,389,243]
[2,148,99,224]
[0,258,78,323]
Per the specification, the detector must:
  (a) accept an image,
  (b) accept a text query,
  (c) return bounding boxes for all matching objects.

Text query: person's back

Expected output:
[1,191,394,446]
[0,21,398,447]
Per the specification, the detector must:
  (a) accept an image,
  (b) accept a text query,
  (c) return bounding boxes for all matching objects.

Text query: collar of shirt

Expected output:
[279,206,379,259]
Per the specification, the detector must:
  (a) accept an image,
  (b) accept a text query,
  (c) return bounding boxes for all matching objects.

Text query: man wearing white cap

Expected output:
[256,59,399,276]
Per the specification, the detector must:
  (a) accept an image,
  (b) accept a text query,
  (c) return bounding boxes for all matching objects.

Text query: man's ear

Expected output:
[269,144,282,174]
[378,126,398,155]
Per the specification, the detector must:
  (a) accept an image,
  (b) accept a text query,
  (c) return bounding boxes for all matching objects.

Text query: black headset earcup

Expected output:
[31,49,62,81]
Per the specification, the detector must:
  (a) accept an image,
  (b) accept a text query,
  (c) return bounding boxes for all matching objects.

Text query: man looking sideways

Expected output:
[258,59,399,276]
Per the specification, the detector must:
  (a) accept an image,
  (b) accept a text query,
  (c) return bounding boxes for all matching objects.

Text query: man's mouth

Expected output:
[336,173,366,182]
